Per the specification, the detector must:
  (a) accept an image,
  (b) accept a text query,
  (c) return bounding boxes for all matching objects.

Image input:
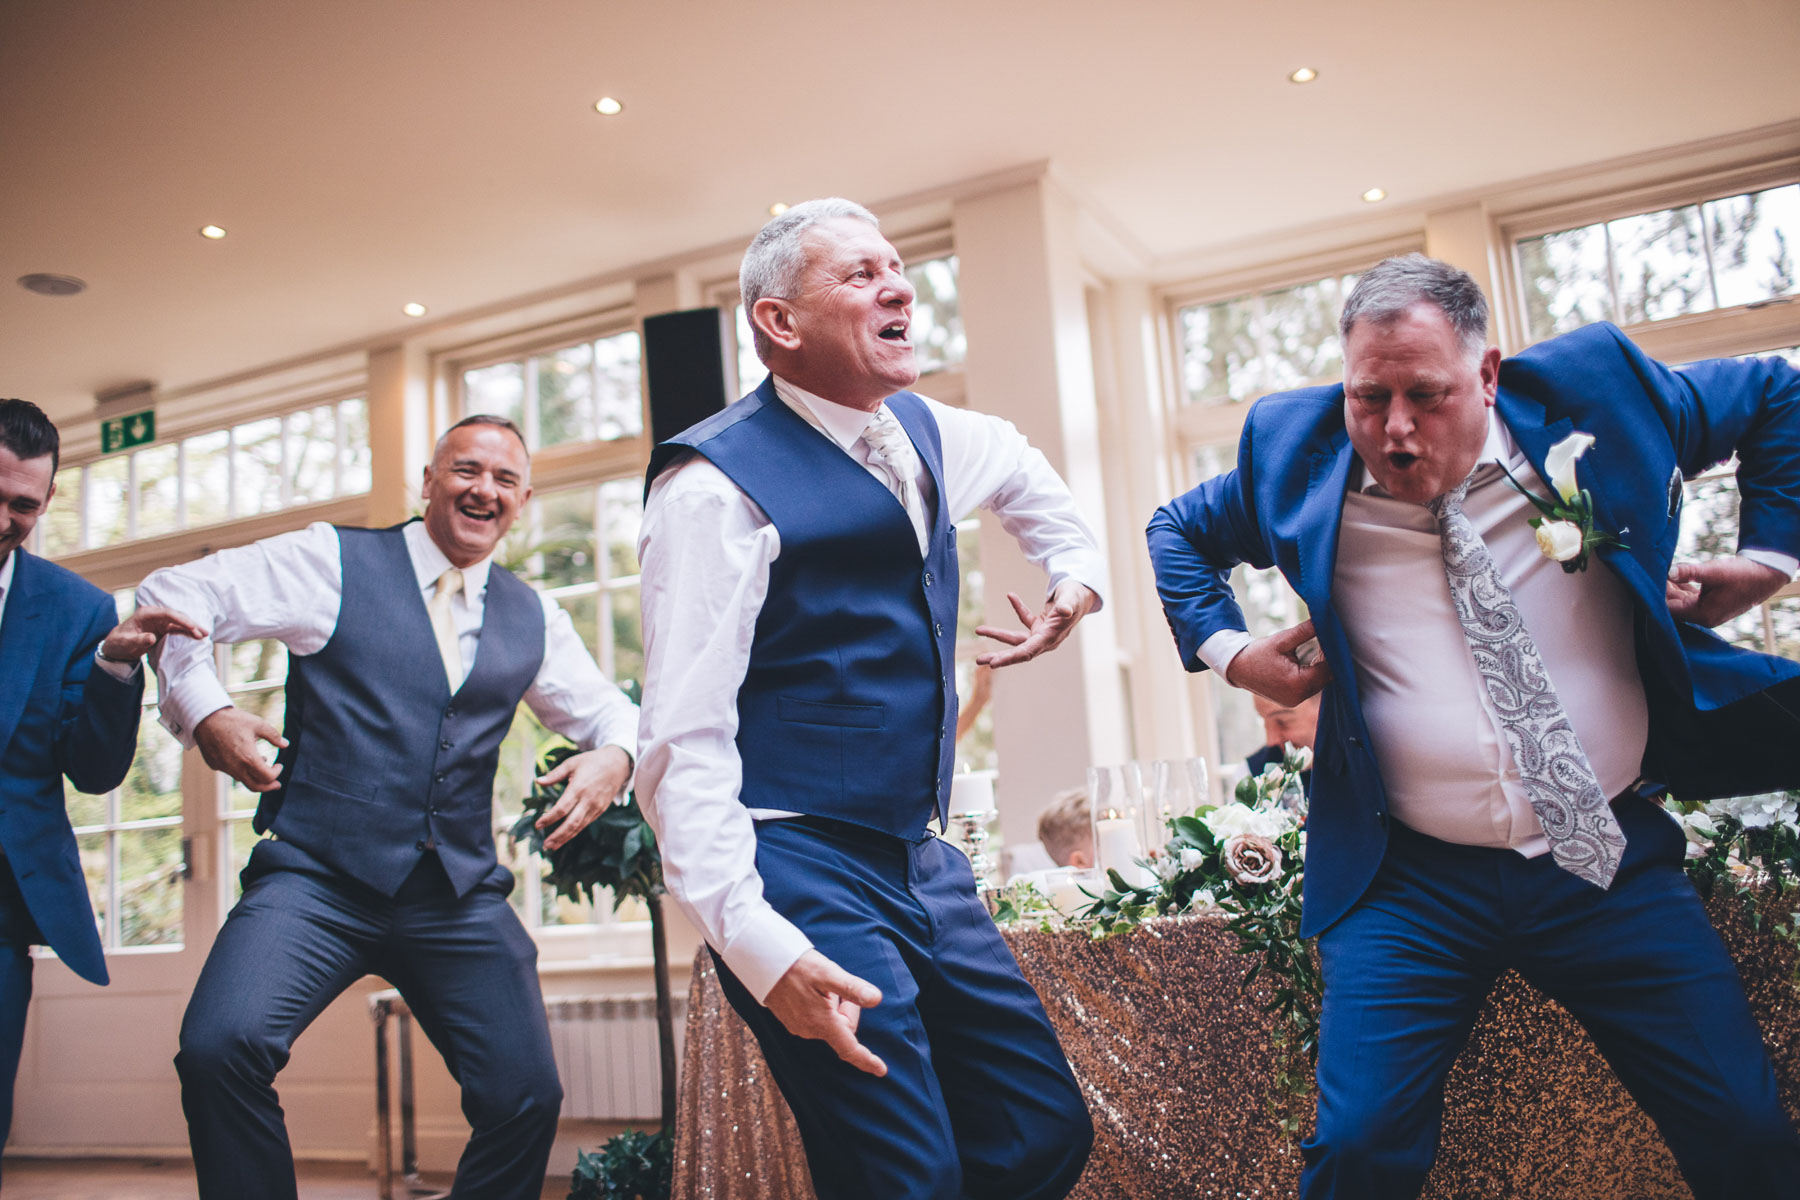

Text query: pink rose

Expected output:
[1223,833,1282,886]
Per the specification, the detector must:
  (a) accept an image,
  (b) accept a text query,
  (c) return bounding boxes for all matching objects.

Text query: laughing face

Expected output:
[754,217,918,411]
[420,423,532,566]
[1343,302,1500,505]
[0,445,55,569]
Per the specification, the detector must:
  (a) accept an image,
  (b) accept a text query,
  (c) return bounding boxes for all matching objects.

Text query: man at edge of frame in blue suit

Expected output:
[0,398,203,1182]
[1148,254,1800,1200]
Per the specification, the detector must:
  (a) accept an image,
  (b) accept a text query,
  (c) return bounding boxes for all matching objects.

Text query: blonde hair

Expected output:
[1036,787,1094,868]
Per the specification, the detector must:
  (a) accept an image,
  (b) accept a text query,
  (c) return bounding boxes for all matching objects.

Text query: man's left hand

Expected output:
[1666,557,1789,628]
[976,582,1097,669]
[534,745,633,851]
[101,605,209,664]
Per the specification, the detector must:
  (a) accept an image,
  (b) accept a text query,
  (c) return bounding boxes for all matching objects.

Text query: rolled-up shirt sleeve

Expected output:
[635,458,813,1004]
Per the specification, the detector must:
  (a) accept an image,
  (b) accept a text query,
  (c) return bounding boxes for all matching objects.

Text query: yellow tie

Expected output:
[427,569,465,691]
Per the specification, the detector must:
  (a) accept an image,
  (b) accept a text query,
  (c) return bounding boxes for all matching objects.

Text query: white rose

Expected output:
[1682,811,1717,840]
[1179,846,1205,871]
[1545,432,1595,504]
[1535,520,1584,563]
[1189,888,1219,912]
[1155,854,1181,881]
[1248,807,1295,840]
[1285,743,1314,773]
[1203,803,1260,841]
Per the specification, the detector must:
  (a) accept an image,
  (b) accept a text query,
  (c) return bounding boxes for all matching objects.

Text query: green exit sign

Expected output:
[100,409,156,455]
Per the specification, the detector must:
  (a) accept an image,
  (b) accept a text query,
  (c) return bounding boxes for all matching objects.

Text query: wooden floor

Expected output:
[2,1158,570,1199]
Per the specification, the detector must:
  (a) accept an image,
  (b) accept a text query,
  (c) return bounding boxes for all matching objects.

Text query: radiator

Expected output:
[546,993,689,1121]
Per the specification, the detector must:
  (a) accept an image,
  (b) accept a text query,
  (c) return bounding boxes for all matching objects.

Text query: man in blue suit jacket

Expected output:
[0,399,201,1179]
[1149,255,1800,1199]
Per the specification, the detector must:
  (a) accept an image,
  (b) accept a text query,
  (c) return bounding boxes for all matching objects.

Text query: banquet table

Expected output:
[672,894,1800,1199]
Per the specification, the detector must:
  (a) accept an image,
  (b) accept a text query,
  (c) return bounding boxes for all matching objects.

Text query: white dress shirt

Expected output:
[635,377,1109,1004]
[0,552,14,639]
[137,520,638,759]
[1201,411,1795,854]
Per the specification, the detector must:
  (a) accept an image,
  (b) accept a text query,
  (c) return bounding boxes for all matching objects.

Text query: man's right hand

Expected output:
[1226,619,1333,707]
[195,706,289,793]
[763,949,887,1077]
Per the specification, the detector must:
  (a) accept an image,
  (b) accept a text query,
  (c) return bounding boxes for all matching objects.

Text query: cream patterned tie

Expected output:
[860,406,929,554]
[427,568,465,692]
[1430,472,1627,888]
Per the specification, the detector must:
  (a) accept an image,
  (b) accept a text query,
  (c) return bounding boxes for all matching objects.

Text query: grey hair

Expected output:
[739,198,880,363]
[1339,253,1490,357]
[435,413,529,465]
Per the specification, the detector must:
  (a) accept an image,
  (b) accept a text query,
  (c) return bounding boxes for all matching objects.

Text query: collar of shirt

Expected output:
[0,550,15,630]
[402,519,492,600]
[1351,408,1518,497]
[771,375,885,451]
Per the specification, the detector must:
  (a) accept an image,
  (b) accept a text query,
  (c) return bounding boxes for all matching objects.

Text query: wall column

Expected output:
[366,341,432,525]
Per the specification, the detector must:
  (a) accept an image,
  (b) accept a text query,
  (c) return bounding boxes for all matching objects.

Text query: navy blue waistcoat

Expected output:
[256,523,546,897]
[647,380,961,835]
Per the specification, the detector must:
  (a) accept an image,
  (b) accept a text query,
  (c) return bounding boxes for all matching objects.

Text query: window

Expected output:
[1175,273,1361,407]
[1516,184,1800,343]
[953,517,994,773]
[461,330,643,451]
[40,397,371,557]
[215,639,288,902]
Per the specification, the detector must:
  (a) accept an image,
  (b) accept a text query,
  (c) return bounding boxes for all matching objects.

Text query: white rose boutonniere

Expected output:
[1502,431,1624,573]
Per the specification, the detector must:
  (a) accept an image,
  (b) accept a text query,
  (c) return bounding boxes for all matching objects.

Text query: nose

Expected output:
[1384,398,1418,443]
[881,267,914,307]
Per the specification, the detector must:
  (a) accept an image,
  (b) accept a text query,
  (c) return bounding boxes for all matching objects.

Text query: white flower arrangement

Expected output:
[1503,431,1623,573]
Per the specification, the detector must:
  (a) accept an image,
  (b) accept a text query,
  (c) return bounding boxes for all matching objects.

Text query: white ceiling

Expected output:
[4,0,1798,421]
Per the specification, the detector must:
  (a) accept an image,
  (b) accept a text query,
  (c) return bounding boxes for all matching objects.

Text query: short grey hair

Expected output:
[739,198,880,363]
[1339,253,1490,358]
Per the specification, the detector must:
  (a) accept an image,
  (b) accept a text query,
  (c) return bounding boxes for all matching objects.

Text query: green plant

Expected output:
[567,1128,673,1200]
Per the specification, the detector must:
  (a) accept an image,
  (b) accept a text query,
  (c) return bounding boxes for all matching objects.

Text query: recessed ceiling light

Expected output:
[1288,67,1319,84]
[769,202,790,216]
[18,273,86,296]
[594,97,624,116]
[402,302,428,318]
[1361,187,1387,203]
[199,224,227,239]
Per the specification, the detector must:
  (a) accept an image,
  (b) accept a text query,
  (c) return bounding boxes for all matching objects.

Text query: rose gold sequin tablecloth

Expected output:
[674,898,1800,1199]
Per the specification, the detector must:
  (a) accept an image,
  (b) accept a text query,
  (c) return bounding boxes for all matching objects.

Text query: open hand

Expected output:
[764,949,886,1077]
[975,582,1097,669]
[101,605,208,664]
[534,745,633,851]
[1666,558,1788,628]
[195,706,288,792]
[1225,619,1332,707]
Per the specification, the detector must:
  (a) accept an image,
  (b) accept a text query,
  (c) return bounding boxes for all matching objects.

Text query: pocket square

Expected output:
[1666,466,1684,518]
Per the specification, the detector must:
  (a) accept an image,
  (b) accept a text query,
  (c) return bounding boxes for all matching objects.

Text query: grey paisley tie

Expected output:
[861,406,929,554]
[1430,473,1627,888]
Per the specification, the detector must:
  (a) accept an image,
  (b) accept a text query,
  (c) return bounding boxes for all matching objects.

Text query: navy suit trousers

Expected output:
[0,855,41,1185]
[1302,794,1800,1199]
[713,818,1093,1200]
[175,840,560,1200]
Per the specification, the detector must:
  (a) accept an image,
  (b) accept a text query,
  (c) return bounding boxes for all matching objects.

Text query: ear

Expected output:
[1479,346,1502,405]
[751,297,803,354]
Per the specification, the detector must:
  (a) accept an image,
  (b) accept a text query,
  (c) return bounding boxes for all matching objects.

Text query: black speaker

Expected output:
[643,307,734,445]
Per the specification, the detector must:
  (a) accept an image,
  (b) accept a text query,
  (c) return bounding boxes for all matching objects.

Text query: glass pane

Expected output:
[226,639,289,689]
[598,479,642,581]
[1676,472,1741,562]
[43,465,81,556]
[77,832,107,940]
[1767,596,1800,662]
[1707,185,1800,310]
[184,430,231,527]
[1611,205,1710,325]
[954,518,985,644]
[734,304,763,397]
[1258,274,1356,392]
[119,720,183,822]
[523,487,598,590]
[593,331,643,441]
[338,398,372,496]
[117,826,183,948]
[907,255,966,374]
[559,591,600,660]
[1178,297,1258,405]
[1517,224,1614,341]
[228,819,261,901]
[464,361,525,432]
[535,342,595,448]
[541,875,595,927]
[68,787,108,829]
[233,685,285,730]
[604,585,643,690]
[233,418,284,517]
[86,456,130,548]
[132,444,180,538]
[286,405,336,505]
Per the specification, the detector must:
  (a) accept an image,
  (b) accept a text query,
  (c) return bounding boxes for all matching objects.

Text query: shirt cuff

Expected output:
[716,910,815,1006]
[1043,553,1110,613]
[158,674,235,748]
[1198,628,1255,679]
[1741,549,1800,582]
[91,649,142,683]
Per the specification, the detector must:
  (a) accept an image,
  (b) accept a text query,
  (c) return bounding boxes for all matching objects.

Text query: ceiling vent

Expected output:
[18,273,87,296]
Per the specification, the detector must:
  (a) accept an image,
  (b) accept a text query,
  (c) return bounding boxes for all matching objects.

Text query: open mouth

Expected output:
[458,503,498,524]
[877,320,910,344]
[1386,451,1420,472]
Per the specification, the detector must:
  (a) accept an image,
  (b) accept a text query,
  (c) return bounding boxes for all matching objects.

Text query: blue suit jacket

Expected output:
[1148,323,1800,939]
[0,550,143,985]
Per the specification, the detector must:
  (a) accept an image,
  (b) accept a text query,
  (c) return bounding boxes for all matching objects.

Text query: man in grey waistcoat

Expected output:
[139,414,638,1200]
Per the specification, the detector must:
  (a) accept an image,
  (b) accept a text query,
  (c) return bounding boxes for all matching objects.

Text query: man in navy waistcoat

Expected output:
[1148,254,1800,1199]
[140,415,639,1200]
[637,198,1105,1199]
[0,399,202,1183]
